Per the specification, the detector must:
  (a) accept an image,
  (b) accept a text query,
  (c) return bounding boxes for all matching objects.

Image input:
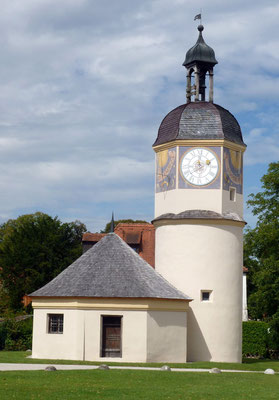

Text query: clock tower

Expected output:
[153,25,246,362]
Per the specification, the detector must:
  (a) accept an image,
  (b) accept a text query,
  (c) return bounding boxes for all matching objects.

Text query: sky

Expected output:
[0,0,278,232]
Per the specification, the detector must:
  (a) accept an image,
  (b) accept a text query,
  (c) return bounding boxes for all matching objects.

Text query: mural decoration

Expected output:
[223,148,243,194]
[178,146,221,189]
[156,148,176,193]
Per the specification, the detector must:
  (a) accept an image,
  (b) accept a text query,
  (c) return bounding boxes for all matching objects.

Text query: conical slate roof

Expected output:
[30,233,190,300]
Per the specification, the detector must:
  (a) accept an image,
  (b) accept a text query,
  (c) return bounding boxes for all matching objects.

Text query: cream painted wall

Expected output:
[155,189,243,218]
[84,309,148,362]
[154,222,243,362]
[32,309,84,360]
[146,311,187,362]
[155,189,222,217]
[222,191,243,217]
[32,308,148,362]
[242,273,248,321]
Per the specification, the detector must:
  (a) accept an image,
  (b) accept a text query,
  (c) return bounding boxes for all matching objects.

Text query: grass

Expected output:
[1,351,279,371]
[0,369,279,400]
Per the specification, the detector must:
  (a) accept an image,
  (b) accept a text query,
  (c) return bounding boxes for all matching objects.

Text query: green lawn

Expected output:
[1,351,279,371]
[0,369,278,400]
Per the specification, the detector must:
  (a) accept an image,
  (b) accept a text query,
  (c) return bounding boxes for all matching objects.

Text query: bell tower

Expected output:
[183,24,218,103]
[153,26,246,362]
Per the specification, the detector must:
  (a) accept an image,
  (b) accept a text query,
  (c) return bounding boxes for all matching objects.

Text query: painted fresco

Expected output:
[223,148,243,194]
[156,148,176,193]
[178,146,221,189]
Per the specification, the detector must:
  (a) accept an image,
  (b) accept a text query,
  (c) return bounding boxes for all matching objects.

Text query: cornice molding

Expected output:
[153,218,246,228]
[31,297,191,311]
[153,139,246,153]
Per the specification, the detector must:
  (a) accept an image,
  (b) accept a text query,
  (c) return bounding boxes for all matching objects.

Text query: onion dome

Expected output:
[183,25,218,68]
[153,102,245,147]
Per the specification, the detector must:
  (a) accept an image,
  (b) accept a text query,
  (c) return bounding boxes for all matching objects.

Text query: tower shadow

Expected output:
[187,308,211,362]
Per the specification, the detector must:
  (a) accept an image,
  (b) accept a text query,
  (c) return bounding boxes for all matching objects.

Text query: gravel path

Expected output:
[0,363,270,373]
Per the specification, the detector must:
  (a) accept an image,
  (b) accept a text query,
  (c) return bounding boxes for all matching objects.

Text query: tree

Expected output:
[244,162,279,347]
[0,212,86,311]
[101,219,148,233]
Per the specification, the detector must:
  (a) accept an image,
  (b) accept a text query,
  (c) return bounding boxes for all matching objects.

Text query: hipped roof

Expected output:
[30,233,190,301]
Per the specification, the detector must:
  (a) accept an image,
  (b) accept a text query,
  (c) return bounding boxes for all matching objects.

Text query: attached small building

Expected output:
[30,233,191,362]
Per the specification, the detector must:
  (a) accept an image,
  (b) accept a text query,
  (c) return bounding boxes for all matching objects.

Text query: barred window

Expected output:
[48,314,64,334]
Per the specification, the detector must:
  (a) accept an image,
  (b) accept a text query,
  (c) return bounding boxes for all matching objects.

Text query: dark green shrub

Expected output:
[266,312,279,358]
[1,316,33,351]
[242,321,268,358]
[0,322,7,350]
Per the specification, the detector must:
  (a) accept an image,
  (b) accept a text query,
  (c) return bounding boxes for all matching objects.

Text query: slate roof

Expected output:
[153,210,246,224]
[30,233,190,301]
[153,102,245,147]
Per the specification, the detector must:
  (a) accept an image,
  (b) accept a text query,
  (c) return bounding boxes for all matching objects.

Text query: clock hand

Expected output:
[194,163,205,172]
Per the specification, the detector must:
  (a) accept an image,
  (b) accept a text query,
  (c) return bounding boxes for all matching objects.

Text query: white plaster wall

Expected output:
[155,189,222,218]
[32,308,148,362]
[146,311,187,362]
[32,309,84,360]
[242,273,248,321]
[155,190,243,218]
[155,222,243,362]
[222,191,243,218]
[84,309,147,362]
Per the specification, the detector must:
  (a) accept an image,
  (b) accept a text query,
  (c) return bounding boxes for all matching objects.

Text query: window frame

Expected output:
[47,313,64,334]
[201,290,212,302]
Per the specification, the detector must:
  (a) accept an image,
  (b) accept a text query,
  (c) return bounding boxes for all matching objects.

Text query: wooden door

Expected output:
[101,316,122,357]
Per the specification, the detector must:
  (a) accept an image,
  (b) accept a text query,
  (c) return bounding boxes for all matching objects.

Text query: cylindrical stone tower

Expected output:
[153,25,246,362]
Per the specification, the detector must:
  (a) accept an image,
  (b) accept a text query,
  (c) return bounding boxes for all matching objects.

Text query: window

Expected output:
[48,314,64,334]
[201,291,212,302]
[229,187,236,201]
[129,244,140,253]
[101,316,122,358]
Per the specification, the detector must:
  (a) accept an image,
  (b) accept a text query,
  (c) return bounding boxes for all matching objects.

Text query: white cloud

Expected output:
[0,0,277,230]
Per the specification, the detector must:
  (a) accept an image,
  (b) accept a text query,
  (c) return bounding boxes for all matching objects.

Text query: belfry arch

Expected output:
[184,25,217,103]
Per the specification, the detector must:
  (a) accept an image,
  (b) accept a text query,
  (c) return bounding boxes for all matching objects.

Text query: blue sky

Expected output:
[0,0,278,232]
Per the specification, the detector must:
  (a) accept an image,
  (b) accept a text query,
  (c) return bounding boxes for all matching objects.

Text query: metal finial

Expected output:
[110,212,115,233]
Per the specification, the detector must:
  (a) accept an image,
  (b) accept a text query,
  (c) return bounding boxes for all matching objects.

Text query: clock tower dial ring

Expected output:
[180,147,220,187]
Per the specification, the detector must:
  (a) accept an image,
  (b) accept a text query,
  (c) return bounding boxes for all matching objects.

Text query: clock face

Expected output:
[180,148,219,186]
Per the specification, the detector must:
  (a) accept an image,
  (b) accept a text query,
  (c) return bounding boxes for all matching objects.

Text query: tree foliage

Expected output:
[0,212,86,311]
[244,162,279,341]
[0,316,33,351]
[102,219,148,233]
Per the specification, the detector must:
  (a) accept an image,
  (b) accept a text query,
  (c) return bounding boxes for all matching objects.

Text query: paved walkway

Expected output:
[0,363,268,373]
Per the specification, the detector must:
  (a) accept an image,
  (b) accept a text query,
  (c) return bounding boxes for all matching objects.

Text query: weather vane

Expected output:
[194,10,202,25]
